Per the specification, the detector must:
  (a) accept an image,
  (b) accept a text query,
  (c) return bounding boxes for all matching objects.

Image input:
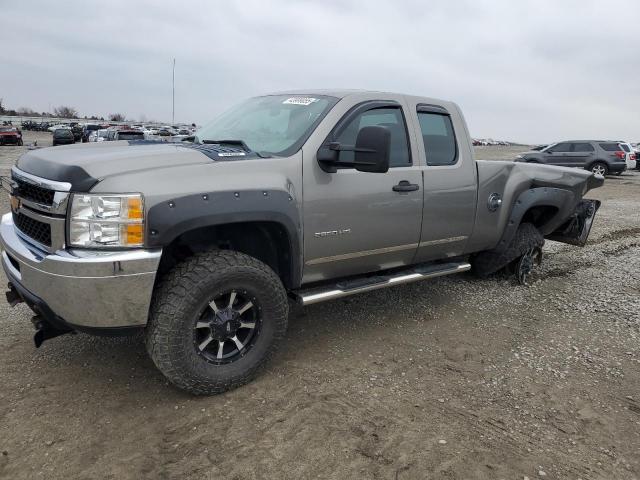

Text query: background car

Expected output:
[0,126,23,146]
[52,128,75,146]
[633,143,640,170]
[71,125,83,142]
[157,128,174,137]
[47,123,70,132]
[90,129,115,142]
[82,124,102,142]
[515,140,628,176]
[618,142,637,171]
[113,129,144,141]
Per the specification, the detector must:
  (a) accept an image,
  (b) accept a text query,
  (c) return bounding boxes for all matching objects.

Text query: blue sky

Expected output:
[1,0,638,143]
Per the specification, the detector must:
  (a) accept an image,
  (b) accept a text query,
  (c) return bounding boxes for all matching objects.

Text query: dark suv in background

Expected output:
[52,128,75,146]
[515,141,627,176]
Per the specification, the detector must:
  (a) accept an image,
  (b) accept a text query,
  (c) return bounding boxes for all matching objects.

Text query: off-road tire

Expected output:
[145,250,288,395]
[472,222,544,277]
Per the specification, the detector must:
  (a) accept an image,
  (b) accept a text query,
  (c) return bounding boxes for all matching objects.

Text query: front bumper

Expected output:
[0,213,161,330]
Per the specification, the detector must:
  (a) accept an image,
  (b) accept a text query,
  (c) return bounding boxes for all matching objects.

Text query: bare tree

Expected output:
[0,98,5,114]
[53,105,78,118]
[109,113,126,122]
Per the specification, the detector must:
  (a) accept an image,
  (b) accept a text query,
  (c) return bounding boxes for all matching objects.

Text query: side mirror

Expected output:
[317,125,391,173]
[353,125,390,173]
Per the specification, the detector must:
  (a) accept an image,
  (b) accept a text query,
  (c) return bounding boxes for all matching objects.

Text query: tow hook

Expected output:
[31,316,74,348]
[6,283,23,307]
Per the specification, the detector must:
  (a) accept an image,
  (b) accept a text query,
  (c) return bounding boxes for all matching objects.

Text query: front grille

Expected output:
[13,212,52,246]
[13,178,55,206]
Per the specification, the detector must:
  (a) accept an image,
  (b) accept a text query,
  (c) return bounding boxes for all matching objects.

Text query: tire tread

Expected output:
[145,249,288,395]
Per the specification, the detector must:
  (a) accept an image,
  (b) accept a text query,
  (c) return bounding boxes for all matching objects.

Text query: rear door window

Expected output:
[417,112,458,166]
[572,143,595,152]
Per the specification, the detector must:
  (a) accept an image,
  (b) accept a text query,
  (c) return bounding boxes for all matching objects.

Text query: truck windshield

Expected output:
[195,95,337,156]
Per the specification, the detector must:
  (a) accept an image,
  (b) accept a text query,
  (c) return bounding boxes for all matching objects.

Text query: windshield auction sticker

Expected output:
[283,97,318,106]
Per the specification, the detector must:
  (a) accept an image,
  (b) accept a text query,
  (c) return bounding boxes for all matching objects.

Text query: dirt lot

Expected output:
[0,133,639,480]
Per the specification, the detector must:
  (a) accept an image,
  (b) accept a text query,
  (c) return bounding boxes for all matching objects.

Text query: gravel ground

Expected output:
[0,133,639,480]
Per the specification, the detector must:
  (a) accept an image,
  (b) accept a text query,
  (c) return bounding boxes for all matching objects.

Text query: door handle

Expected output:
[392,180,420,192]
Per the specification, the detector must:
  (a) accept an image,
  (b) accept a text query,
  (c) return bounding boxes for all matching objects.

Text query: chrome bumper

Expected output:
[0,213,161,329]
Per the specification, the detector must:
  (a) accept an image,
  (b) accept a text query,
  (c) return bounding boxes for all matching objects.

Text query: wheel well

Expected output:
[521,205,559,230]
[157,221,294,289]
[586,159,606,168]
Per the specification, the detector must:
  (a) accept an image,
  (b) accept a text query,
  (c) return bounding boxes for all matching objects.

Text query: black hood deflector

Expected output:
[17,154,98,191]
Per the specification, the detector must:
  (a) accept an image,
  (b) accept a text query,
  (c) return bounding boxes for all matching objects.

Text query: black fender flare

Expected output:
[146,189,302,287]
[494,187,576,252]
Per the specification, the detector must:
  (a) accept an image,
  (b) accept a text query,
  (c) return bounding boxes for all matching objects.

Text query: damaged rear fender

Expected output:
[547,199,601,246]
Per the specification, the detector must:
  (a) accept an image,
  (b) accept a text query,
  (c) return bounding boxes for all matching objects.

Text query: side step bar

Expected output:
[293,261,471,306]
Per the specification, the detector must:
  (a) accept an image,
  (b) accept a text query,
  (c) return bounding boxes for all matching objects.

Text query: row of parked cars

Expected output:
[84,124,195,143]
[40,122,197,146]
[473,138,511,146]
[517,140,639,176]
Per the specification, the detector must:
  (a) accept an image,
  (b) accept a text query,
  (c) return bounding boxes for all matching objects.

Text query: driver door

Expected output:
[302,101,423,283]
[543,142,572,166]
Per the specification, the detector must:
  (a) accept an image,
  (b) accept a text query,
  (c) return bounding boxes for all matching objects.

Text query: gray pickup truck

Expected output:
[1,90,603,395]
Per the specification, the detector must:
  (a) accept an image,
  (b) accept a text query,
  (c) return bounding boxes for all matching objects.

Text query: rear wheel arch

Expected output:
[495,187,574,251]
[521,205,560,230]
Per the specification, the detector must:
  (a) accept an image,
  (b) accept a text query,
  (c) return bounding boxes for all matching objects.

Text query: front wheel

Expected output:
[145,250,289,395]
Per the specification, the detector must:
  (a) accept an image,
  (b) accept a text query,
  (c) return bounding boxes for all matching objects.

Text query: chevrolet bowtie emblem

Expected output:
[10,195,21,213]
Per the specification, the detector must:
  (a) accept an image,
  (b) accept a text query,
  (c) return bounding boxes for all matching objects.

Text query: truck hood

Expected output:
[16,141,215,191]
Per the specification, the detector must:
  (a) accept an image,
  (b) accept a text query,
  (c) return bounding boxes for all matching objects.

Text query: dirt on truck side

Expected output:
[0,135,639,479]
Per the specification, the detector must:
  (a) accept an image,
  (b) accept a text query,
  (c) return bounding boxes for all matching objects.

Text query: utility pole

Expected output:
[172,58,176,125]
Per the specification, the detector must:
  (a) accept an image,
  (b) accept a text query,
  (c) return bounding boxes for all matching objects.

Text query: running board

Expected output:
[293,261,471,306]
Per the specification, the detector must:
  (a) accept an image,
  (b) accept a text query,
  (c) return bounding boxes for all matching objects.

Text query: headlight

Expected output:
[68,194,144,248]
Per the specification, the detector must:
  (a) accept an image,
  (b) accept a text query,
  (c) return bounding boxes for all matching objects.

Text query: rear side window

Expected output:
[599,143,621,151]
[620,144,630,152]
[572,143,594,152]
[334,107,411,167]
[417,112,458,166]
